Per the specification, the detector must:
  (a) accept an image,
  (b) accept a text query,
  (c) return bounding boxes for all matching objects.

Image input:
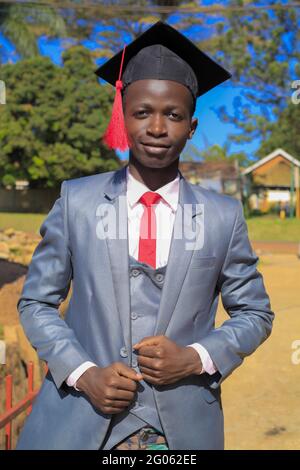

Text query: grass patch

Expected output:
[246,215,300,242]
[0,212,46,233]
[0,212,299,242]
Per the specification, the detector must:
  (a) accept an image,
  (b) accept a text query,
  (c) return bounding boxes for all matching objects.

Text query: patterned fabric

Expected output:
[112,426,169,450]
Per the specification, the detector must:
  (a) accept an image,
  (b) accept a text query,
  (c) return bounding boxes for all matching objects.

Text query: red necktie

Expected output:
[138,191,162,268]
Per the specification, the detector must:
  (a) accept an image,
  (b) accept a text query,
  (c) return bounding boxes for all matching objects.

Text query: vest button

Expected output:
[131,269,140,277]
[120,347,128,358]
[132,358,138,368]
[131,311,138,320]
[155,273,164,282]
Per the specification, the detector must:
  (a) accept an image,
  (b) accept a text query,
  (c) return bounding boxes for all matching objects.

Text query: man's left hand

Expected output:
[133,335,202,386]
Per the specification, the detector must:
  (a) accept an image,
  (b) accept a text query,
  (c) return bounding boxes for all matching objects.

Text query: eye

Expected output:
[168,112,182,120]
[134,110,148,117]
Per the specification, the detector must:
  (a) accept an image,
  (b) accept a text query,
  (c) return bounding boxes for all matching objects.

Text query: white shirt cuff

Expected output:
[66,361,97,391]
[186,343,218,375]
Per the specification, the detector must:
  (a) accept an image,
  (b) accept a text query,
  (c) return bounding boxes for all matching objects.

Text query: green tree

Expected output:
[0,1,66,59]
[181,142,248,166]
[213,0,300,150]
[0,46,120,188]
[257,99,300,159]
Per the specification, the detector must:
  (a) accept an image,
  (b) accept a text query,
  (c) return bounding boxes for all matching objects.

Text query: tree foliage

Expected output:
[0,1,67,59]
[212,0,300,155]
[0,46,120,188]
[1,1,299,165]
[181,142,248,166]
[257,98,300,159]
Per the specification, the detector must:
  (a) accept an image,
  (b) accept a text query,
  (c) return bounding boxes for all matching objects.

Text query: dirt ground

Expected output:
[217,254,300,450]
[0,254,300,450]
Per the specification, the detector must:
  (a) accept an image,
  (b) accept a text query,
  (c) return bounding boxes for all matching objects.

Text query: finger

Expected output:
[137,355,159,370]
[140,373,160,385]
[105,388,135,401]
[116,375,143,392]
[133,337,160,349]
[114,389,136,401]
[105,399,132,409]
[136,346,161,358]
[105,407,126,415]
[139,366,160,377]
[116,364,143,381]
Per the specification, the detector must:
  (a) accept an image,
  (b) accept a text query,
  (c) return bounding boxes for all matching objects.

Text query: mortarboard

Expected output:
[95,20,231,151]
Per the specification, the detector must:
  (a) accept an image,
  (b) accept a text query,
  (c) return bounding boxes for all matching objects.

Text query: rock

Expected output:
[0,241,10,259]
[3,227,15,237]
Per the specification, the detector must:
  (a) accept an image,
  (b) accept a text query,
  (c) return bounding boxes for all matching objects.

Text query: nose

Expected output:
[146,113,167,137]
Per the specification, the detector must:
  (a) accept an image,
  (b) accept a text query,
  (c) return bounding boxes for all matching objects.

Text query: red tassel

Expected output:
[103,46,130,152]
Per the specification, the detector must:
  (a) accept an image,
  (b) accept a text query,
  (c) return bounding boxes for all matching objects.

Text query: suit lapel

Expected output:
[154,175,203,336]
[101,166,131,357]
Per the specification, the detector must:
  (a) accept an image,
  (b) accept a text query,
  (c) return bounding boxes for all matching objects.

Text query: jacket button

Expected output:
[131,311,138,320]
[131,269,140,277]
[120,347,128,358]
[155,273,164,282]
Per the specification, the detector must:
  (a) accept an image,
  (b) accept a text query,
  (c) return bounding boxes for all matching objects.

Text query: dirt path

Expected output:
[217,254,300,449]
[0,260,27,326]
[252,241,300,255]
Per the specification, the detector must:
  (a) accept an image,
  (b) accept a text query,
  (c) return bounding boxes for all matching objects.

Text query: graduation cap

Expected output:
[95,20,231,151]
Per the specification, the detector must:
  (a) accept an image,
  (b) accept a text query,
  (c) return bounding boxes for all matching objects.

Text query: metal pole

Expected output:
[295,166,300,219]
[5,375,12,450]
[290,163,295,218]
[27,362,34,415]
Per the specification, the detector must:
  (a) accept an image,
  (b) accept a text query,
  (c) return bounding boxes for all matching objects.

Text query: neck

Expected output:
[128,155,179,191]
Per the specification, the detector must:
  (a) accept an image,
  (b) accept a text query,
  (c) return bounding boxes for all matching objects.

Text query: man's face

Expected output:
[123,79,198,169]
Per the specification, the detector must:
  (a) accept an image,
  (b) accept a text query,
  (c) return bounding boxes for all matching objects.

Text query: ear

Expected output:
[188,117,198,140]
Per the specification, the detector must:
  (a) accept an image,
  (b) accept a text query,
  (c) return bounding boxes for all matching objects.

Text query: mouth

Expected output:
[141,143,170,154]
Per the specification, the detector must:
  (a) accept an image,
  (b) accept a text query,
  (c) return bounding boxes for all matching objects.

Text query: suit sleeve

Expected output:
[17,181,94,389]
[198,200,274,389]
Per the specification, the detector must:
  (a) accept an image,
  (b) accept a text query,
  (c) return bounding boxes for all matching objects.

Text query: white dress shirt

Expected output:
[67,166,216,389]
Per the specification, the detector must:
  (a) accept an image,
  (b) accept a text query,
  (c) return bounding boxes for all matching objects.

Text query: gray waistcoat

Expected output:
[101,255,167,449]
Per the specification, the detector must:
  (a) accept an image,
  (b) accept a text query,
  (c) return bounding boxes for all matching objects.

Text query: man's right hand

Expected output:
[75,363,143,415]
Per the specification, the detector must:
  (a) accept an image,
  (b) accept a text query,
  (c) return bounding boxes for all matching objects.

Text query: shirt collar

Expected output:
[126,165,179,212]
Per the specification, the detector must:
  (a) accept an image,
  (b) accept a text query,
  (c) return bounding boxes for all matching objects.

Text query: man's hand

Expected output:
[133,335,202,386]
[76,363,143,415]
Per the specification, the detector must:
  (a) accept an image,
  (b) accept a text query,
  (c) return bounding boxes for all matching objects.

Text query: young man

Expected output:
[16,21,274,450]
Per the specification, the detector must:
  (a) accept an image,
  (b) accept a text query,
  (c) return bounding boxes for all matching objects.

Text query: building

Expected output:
[242,148,300,217]
[121,159,241,199]
[179,160,241,199]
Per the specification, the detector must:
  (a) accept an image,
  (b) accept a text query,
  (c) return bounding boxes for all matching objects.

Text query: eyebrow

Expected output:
[133,102,184,111]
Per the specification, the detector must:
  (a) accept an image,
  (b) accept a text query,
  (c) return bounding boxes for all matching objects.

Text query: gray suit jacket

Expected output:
[16,165,274,450]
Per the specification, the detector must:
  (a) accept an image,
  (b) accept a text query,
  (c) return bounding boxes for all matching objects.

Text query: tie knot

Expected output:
[139,191,162,207]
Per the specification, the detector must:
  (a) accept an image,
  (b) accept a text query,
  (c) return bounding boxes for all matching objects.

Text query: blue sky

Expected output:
[0,19,261,164]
